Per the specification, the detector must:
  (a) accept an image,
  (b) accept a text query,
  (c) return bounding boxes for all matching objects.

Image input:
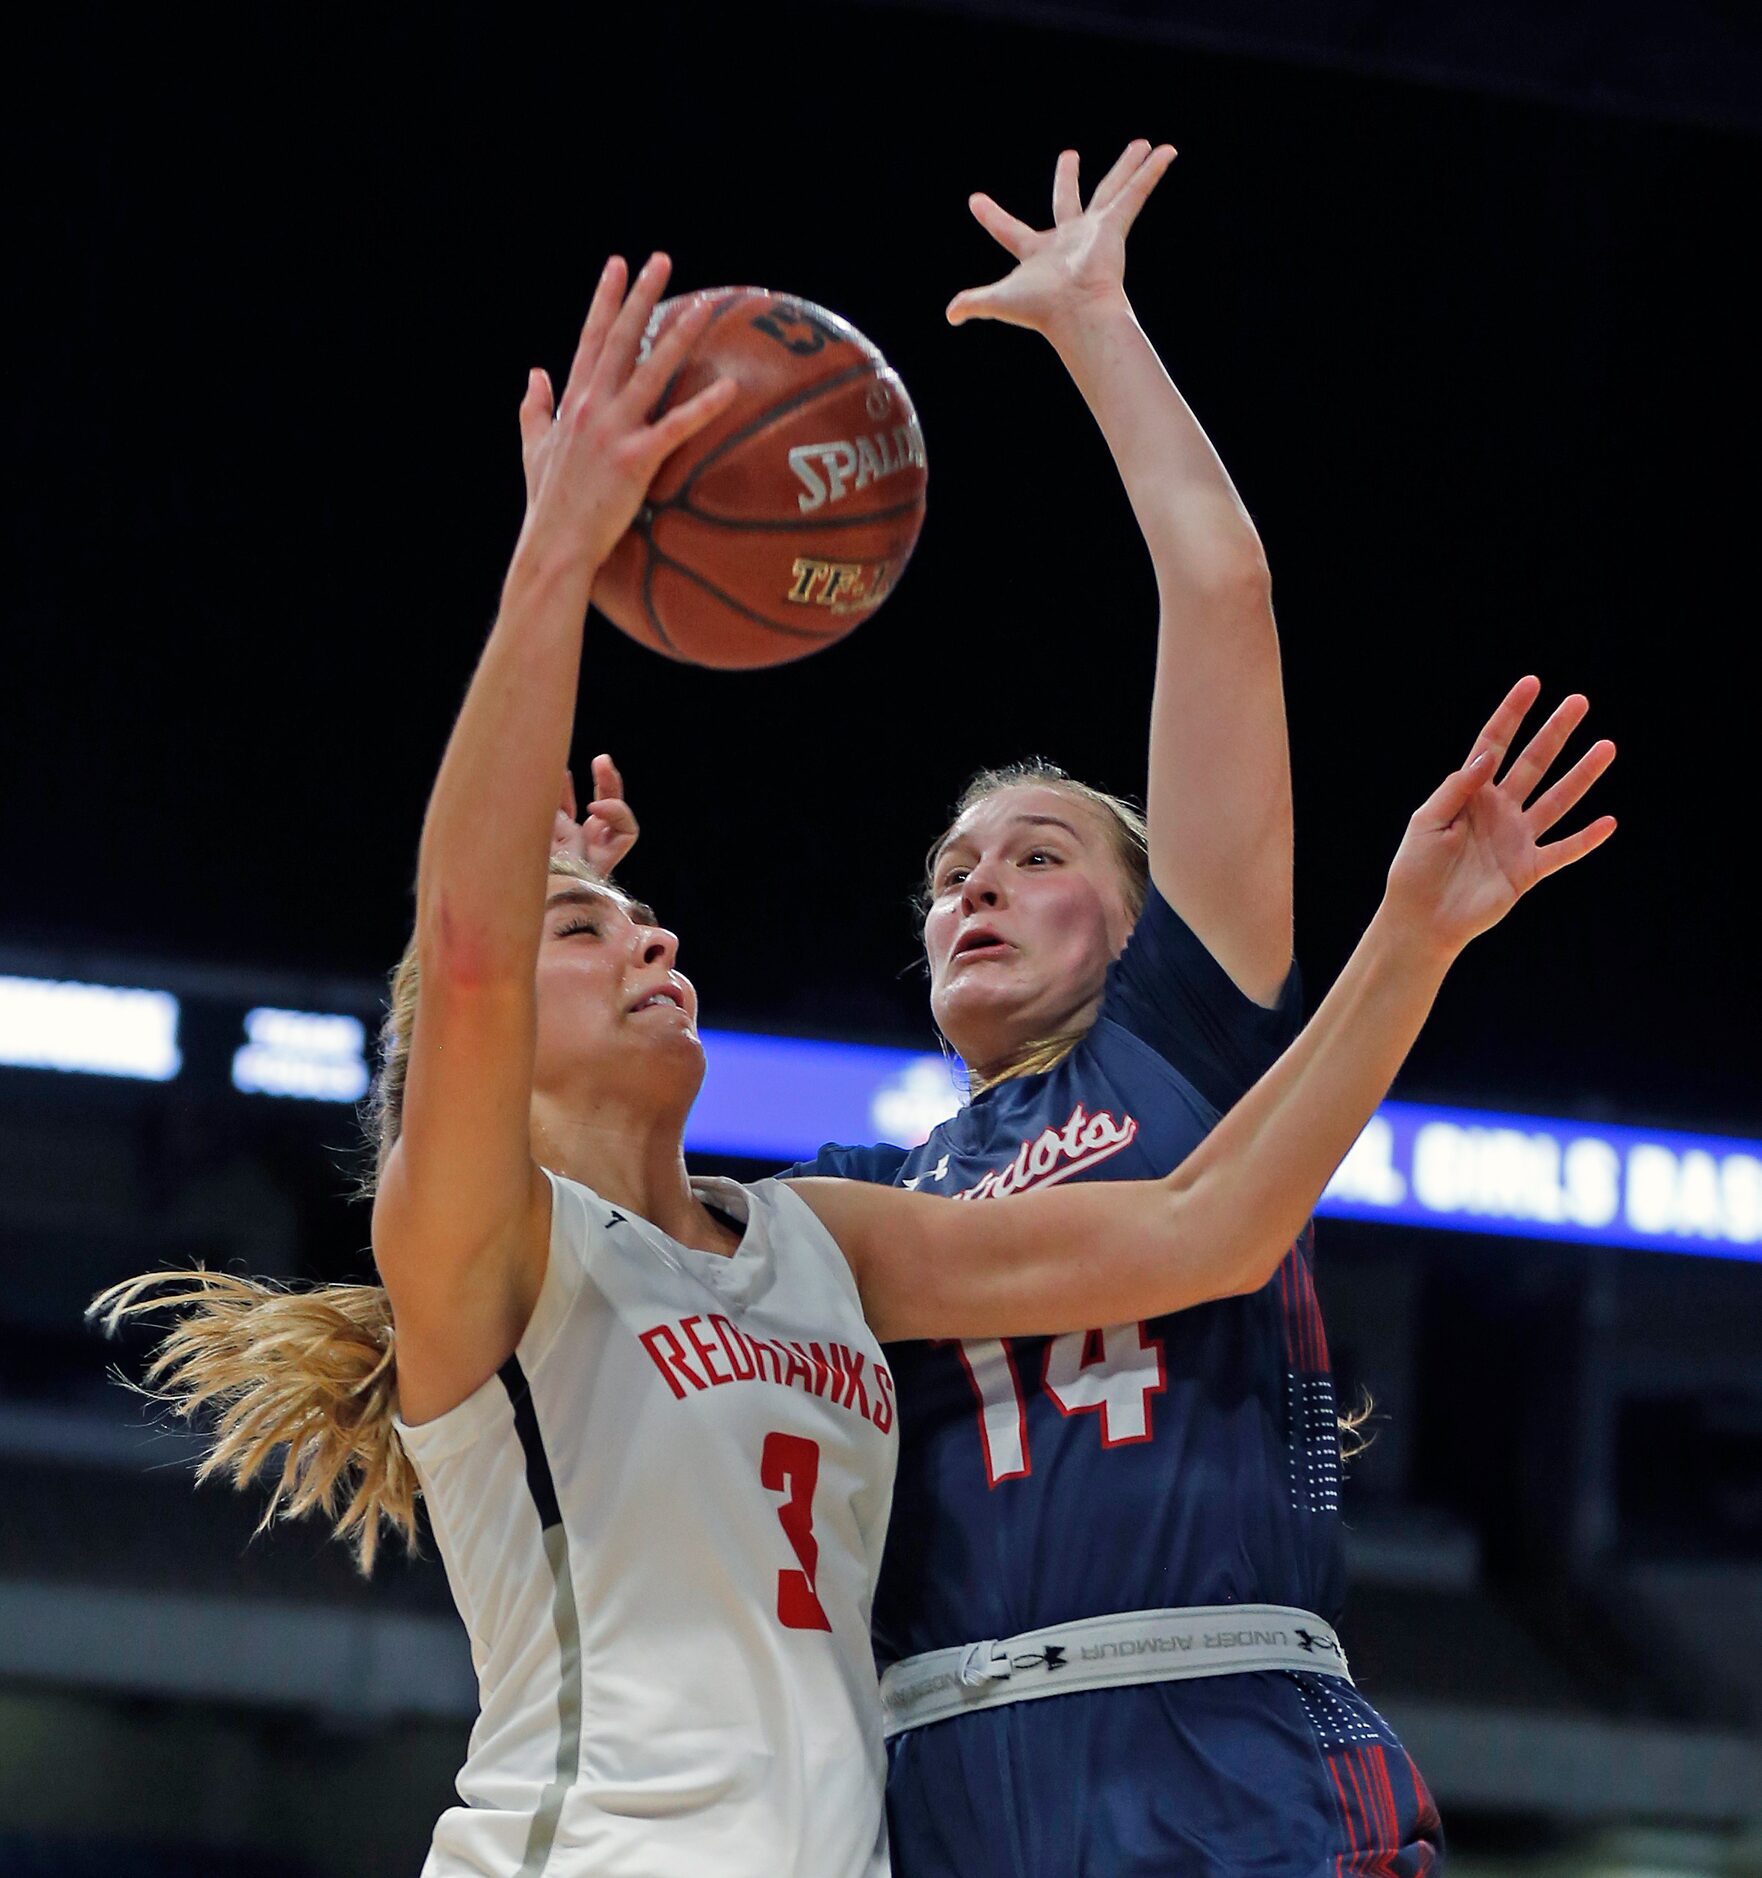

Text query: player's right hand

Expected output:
[515,256,737,577]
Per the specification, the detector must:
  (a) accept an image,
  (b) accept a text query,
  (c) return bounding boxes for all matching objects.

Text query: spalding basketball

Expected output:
[594,289,927,669]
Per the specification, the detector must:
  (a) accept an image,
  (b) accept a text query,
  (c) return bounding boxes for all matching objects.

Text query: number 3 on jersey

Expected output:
[954,1325,1167,1488]
[761,1431,833,1630]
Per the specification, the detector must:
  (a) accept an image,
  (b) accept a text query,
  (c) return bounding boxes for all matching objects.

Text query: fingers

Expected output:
[590,753,623,802]
[967,190,1036,260]
[1416,749,1496,830]
[646,373,738,457]
[1534,813,1618,881]
[519,368,554,458]
[1051,148,1081,225]
[1526,737,1616,838]
[1090,138,1153,211]
[946,277,1010,326]
[590,799,638,838]
[586,251,673,408]
[622,288,718,418]
[1463,674,1543,774]
[1500,692,1588,805]
[1109,142,1177,233]
[562,257,629,410]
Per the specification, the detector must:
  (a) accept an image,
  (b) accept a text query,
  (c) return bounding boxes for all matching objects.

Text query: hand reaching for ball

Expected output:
[947,139,1177,340]
[516,255,738,578]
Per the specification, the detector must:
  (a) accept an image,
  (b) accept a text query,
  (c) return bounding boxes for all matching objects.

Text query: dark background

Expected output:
[7,2,1754,1124]
[4,4,1759,1872]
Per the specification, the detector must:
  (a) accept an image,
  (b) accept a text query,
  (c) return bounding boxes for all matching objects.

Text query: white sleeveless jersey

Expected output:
[395,1170,897,1878]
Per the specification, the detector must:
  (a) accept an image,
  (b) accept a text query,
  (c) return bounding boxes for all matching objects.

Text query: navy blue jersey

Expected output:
[786,884,1346,1668]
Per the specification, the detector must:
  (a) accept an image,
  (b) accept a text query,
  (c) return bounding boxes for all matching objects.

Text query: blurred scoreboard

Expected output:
[3,968,1758,1263]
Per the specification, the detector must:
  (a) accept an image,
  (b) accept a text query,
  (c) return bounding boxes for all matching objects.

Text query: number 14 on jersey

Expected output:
[952,1325,1167,1488]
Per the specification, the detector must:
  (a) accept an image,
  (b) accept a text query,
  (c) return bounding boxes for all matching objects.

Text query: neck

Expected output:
[953,991,1104,1090]
[529,1095,733,1252]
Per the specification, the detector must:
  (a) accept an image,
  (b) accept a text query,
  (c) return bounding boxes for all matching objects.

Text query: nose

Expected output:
[959,857,1005,916]
[638,924,680,970]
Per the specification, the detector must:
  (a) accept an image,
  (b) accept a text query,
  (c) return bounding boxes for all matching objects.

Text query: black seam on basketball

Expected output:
[667,360,881,505]
[648,545,862,643]
[668,495,925,534]
[639,533,679,654]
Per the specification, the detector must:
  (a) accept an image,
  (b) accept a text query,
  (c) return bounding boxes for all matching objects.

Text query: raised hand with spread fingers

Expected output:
[1387,676,1618,957]
[947,139,1177,338]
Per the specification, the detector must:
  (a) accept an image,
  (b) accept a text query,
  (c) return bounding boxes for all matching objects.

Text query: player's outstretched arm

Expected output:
[375,258,734,1413]
[797,679,1615,1341]
[948,139,1292,1005]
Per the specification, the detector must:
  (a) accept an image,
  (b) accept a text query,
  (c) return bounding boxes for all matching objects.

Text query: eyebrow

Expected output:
[936,813,1084,861]
[545,885,659,926]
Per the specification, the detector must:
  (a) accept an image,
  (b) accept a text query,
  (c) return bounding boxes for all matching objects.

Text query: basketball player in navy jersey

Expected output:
[778,143,1525,1872]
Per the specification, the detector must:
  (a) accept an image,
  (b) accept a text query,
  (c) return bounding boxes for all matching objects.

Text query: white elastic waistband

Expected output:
[879,1604,1351,1739]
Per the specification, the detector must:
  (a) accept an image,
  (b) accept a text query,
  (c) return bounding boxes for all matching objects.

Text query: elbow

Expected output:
[1225,1257,1280,1300]
[1155,540,1274,625]
[1225,1232,1296,1299]
[1208,543,1273,614]
[1165,1178,1287,1304]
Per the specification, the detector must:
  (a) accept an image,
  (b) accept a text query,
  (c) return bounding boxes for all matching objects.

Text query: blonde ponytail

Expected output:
[88,1269,416,1575]
[90,855,615,1574]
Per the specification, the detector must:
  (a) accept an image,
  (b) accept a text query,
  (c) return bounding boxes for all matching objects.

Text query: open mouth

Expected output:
[628,988,687,1015]
[952,928,1011,962]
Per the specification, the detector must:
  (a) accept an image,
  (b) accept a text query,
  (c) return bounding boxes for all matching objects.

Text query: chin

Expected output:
[934,991,1024,1062]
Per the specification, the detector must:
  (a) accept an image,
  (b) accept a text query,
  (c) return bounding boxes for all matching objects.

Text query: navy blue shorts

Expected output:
[886,1671,1443,1877]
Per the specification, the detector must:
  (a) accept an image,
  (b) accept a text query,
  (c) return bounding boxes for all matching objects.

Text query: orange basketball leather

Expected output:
[594,289,928,668]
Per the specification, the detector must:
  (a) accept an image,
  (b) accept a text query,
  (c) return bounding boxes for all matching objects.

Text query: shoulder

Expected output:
[779,1140,913,1184]
[1101,880,1301,1115]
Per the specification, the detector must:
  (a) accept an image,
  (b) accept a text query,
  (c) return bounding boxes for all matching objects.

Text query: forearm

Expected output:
[1050,294,1268,597]
[822,909,1449,1338]
[1168,906,1451,1286]
[416,535,597,980]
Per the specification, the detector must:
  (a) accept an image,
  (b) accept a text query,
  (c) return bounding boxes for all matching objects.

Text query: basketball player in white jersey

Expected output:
[96,252,1613,1878]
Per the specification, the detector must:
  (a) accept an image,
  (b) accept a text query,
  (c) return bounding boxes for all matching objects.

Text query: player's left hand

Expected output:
[1384,676,1617,959]
[551,754,638,876]
[946,139,1176,339]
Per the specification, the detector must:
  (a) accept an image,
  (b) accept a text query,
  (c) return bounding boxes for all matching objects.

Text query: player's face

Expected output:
[532,881,703,1107]
[923,786,1134,1073]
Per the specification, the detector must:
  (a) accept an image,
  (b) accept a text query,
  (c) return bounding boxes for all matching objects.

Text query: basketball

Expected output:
[593,289,928,668]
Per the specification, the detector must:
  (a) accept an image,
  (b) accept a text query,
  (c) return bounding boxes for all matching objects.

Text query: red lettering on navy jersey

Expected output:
[638,1324,707,1398]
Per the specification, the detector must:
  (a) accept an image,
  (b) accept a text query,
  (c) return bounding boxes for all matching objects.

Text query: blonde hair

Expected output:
[89,852,617,1575]
[923,762,1149,1093]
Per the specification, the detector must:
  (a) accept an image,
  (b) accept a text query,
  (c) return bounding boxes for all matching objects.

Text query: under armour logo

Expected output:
[903,1154,951,1192]
[1295,1629,1339,1657]
[1011,1645,1067,1674]
[606,1210,627,1227]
